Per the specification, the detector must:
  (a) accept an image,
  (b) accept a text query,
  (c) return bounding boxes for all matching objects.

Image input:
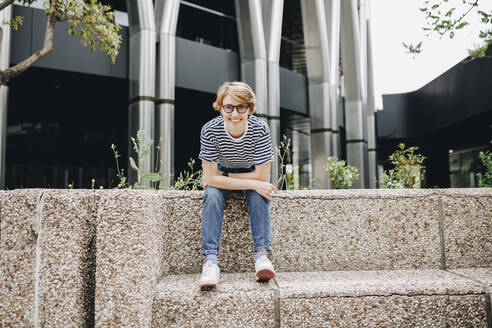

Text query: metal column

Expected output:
[261,0,283,185]
[155,0,180,187]
[301,0,332,188]
[340,0,368,188]
[235,0,268,119]
[325,0,342,160]
[366,15,378,188]
[0,5,12,189]
[126,0,156,187]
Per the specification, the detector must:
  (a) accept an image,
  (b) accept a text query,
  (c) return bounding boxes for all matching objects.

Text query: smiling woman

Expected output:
[197,81,278,288]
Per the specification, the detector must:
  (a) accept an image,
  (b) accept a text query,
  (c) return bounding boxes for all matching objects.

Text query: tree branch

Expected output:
[0,14,56,84]
[0,0,15,12]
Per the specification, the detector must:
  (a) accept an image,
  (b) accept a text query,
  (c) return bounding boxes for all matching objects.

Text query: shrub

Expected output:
[323,157,359,189]
[477,150,492,187]
[382,143,425,189]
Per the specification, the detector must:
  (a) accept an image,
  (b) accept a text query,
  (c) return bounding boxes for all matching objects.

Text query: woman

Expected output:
[198,81,278,287]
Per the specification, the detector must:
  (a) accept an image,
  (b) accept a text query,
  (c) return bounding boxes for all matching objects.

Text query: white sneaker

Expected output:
[199,261,220,287]
[255,255,275,281]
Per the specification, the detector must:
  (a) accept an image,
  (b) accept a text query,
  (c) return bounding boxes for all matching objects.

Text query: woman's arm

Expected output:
[202,161,278,200]
[228,162,271,182]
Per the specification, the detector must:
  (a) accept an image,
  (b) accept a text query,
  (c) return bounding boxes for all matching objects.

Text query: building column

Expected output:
[262,0,283,185]
[301,0,333,188]
[366,14,378,188]
[325,0,342,160]
[0,6,12,189]
[155,0,180,187]
[126,0,156,188]
[235,0,268,118]
[340,0,368,188]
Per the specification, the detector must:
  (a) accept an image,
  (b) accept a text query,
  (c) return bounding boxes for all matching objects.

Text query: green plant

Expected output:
[128,130,162,189]
[382,143,426,189]
[275,134,292,190]
[174,158,203,190]
[111,130,163,190]
[111,143,128,188]
[477,150,492,187]
[323,157,359,189]
[111,129,204,190]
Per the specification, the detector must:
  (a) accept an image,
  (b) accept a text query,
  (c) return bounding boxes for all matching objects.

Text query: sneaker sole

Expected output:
[199,282,217,287]
[256,269,275,280]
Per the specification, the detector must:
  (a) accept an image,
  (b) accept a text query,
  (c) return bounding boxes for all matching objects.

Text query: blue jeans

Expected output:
[201,186,272,255]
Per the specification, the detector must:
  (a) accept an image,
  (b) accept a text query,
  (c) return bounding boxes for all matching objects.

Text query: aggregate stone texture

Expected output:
[441,189,492,268]
[0,190,8,238]
[280,295,486,327]
[34,189,98,327]
[0,189,44,326]
[95,189,165,328]
[449,267,492,284]
[158,191,259,274]
[276,269,488,327]
[270,190,441,271]
[152,272,277,327]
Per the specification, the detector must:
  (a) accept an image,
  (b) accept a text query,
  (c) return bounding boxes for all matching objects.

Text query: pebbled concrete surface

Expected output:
[1,188,490,327]
[94,189,165,328]
[276,269,488,327]
[152,272,277,327]
[1,189,44,327]
[440,190,492,269]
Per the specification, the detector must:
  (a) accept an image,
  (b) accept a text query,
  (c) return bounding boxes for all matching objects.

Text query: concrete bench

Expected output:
[0,188,490,327]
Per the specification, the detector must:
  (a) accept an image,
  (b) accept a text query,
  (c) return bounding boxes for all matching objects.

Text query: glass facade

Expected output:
[6,68,128,189]
[100,0,126,12]
[449,145,489,188]
[279,0,306,75]
[177,1,238,52]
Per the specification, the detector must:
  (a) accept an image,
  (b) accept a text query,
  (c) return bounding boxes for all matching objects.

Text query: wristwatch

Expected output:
[222,172,229,177]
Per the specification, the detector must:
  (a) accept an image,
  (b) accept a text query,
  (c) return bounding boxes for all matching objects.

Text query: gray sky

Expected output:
[370,0,492,109]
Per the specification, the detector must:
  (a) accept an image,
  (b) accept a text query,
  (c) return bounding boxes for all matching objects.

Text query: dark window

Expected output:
[176,2,238,52]
[181,0,235,17]
[99,0,126,12]
[6,67,128,189]
[280,0,306,75]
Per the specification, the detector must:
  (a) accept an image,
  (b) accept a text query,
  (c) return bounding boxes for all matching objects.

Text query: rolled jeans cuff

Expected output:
[254,245,272,252]
[202,249,219,255]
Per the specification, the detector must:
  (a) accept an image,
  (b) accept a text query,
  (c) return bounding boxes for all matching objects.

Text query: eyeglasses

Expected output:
[222,104,249,114]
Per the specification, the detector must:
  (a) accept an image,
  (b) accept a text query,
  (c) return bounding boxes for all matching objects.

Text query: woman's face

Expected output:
[220,94,252,134]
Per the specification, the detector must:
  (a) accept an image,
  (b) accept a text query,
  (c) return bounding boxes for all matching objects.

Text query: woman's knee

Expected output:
[246,189,269,204]
[204,186,225,204]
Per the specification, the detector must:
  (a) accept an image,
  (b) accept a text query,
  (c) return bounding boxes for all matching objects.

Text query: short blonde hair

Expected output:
[212,81,257,113]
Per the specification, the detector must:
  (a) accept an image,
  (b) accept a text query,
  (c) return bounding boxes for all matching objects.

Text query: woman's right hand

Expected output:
[254,180,278,200]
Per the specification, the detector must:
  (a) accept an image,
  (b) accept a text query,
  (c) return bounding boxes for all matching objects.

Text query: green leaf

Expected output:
[456,22,468,29]
[129,157,138,171]
[142,173,162,182]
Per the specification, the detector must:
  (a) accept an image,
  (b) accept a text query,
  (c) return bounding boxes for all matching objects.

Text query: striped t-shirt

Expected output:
[199,115,275,170]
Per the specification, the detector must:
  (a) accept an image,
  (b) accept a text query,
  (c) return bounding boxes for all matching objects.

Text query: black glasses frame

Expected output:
[222,104,249,114]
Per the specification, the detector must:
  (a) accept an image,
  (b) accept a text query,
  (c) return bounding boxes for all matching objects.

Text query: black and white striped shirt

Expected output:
[199,115,274,169]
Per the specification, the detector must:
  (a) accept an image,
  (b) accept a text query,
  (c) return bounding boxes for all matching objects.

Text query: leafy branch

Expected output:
[0,0,121,84]
[404,0,491,58]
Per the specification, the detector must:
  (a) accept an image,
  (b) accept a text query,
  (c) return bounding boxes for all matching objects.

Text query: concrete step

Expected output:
[151,268,491,327]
